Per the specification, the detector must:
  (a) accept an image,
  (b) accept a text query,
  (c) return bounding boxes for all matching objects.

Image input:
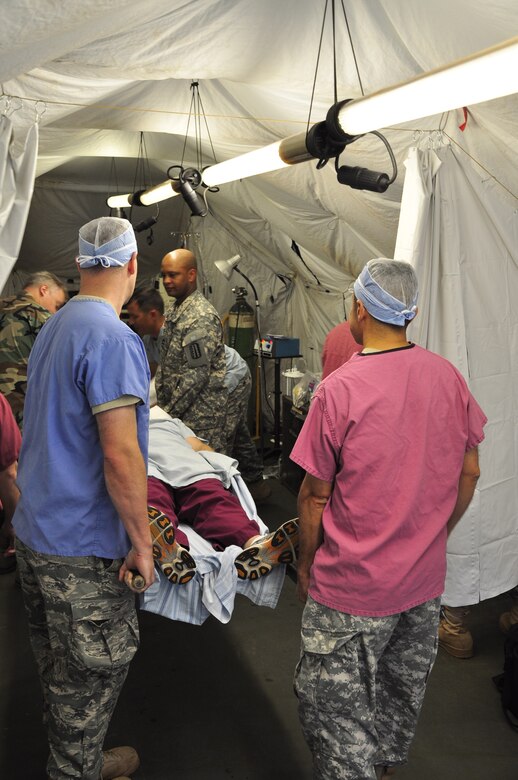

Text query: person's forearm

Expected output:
[104,448,151,554]
[447,471,479,535]
[296,475,330,601]
[0,463,20,524]
[297,495,325,577]
[186,435,214,452]
[447,447,480,535]
[96,404,155,591]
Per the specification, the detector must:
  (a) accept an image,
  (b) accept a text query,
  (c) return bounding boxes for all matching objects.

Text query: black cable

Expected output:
[340,0,365,96]
[180,87,196,169]
[306,0,329,138]
[194,86,202,171]
[369,130,398,184]
[197,90,218,165]
[108,157,119,197]
[332,0,338,105]
[333,129,398,187]
[141,133,153,188]
[291,240,322,286]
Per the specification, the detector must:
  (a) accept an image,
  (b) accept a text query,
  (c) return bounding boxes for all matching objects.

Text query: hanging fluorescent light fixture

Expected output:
[107,80,218,212]
[202,138,312,187]
[202,35,518,187]
[139,180,180,205]
[108,36,518,203]
[335,35,518,136]
[106,192,134,209]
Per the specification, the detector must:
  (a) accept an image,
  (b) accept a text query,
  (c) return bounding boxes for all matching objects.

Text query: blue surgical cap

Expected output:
[77,217,137,269]
[353,258,418,326]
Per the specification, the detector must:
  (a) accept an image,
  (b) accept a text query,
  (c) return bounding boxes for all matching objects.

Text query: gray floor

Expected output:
[1,478,517,779]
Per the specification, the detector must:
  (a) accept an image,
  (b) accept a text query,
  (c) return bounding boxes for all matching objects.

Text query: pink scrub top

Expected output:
[321,321,361,378]
[291,344,487,617]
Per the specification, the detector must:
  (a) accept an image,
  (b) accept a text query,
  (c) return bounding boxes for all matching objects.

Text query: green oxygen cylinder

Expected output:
[228,286,255,360]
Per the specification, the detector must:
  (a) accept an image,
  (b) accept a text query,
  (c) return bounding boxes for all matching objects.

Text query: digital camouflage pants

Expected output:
[294,595,441,780]
[224,371,263,483]
[16,538,139,780]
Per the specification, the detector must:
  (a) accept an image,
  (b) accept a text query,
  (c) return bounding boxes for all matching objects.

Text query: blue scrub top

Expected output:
[13,297,150,558]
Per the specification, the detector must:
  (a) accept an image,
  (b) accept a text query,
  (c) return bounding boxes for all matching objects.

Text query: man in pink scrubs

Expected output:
[291,258,487,780]
[321,320,361,378]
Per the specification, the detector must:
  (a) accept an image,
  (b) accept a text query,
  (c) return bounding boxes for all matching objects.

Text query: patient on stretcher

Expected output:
[146,405,299,586]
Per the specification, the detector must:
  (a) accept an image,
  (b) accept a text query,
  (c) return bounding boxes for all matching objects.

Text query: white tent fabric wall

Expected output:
[8,182,191,295]
[396,143,518,606]
[0,118,38,292]
[193,164,392,376]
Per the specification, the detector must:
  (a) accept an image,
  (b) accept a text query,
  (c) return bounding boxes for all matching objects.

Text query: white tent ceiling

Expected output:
[1,0,518,363]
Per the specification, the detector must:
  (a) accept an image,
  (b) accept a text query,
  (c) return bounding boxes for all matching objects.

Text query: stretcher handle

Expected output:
[125,570,146,592]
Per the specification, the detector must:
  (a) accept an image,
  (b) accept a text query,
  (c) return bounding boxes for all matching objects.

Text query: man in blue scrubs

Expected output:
[13,217,155,780]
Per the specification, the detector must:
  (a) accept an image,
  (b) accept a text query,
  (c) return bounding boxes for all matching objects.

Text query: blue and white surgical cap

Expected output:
[77,217,137,269]
[353,258,418,327]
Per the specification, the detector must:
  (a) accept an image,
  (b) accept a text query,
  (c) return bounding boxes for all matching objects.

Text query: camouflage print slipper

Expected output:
[234,518,299,580]
[148,506,196,585]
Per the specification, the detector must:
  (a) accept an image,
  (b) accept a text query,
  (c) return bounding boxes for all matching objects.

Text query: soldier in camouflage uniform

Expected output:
[13,218,154,780]
[156,249,227,452]
[290,260,486,779]
[0,271,67,429]
[224,345,270,502]
[126,286,165,378]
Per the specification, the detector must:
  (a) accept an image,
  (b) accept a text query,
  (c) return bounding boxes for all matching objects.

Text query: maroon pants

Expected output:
[147,476,261,551]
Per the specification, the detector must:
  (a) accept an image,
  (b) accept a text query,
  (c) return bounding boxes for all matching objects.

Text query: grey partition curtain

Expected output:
[0,117,38,293]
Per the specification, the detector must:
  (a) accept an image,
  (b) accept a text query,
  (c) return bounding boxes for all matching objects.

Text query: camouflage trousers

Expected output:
[294,595,441,780]
[15,538,139,780]
[224,372,263,483]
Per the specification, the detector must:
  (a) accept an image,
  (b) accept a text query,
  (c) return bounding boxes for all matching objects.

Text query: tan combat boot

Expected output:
[102,746,140,779]
[438,605,474,658]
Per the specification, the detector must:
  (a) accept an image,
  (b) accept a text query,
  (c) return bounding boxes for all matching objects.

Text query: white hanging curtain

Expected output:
[0,116,38,293]
[395,141,518,607]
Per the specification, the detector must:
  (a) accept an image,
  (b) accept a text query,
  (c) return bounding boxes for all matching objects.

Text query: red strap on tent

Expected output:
[459,107,469,131]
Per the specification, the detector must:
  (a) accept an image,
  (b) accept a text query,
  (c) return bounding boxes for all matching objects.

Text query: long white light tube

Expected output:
[139,180,180,205]
[107,180,181,209]
[107,36,518,204]
[106,193,133,209]
[202,133,313,187]
[338,35,518,136]
[202,142,290,187]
